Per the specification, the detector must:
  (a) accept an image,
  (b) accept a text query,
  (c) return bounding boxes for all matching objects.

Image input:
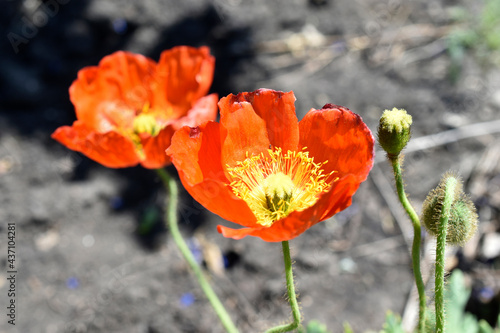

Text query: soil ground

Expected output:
[1,0,499,332]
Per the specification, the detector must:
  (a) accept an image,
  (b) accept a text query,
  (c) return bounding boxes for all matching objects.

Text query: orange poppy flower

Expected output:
[52,46,217,169]
[167,89,375,242]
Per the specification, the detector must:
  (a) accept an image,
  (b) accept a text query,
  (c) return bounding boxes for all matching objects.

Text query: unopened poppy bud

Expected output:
[421,172,478,246]
[378,108,412,159]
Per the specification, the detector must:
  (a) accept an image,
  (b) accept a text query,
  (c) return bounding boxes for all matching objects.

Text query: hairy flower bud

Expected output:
[421,172,478,246]
[378,108,412,159]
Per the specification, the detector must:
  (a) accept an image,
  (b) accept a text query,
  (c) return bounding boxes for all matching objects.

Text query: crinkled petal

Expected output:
[52,121,140,168]
[167,122,259,227]
[296,173,363,224]
[140,126,175,169]
[216,217,308,242]
[221,89,299,151]
[70,51,156,131]
[218,93,271,169]
[154,46,215,118]
[141,91,218,170]
[299,104,374,180]
[170,93,218,130]
[217,224,264,240]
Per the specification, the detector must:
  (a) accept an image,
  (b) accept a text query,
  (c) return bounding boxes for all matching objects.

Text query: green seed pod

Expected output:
[421,172,478,246]
[378,108,412,159]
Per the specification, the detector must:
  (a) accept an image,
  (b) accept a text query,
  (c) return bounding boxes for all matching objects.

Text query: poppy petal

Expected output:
[70,51,156,131]
[167,122,259,227]
[218,94,271,169]
[216,200,317,242]
[294,173,362,225]
[170,93,218,130]
[51,121,140,168]
[217,225,263,240]
[216,217,306,242]
[317,174,363,221]
[216,208,315,241]
[221,89,299,151]
[140,85,218,170]
[140,126,175,169]
[298,104,374,180]
[154,46,215,118]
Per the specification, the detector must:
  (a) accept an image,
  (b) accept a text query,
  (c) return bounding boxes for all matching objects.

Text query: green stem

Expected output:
[265,241,301,333]
[435,177,457,333]
[156,168,239,333]
[390,157,426,333]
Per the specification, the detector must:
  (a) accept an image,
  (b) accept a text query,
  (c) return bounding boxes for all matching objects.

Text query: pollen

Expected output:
[227,148,337,227]
[133,113,161,136]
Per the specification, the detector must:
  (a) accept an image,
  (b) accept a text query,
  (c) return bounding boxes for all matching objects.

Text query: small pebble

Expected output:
[339,257,357,273]
[82,234,95,248]
[481,232,500,259]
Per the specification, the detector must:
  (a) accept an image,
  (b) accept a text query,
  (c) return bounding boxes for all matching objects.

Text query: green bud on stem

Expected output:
[421,172,478,246]
[378,108,412,159]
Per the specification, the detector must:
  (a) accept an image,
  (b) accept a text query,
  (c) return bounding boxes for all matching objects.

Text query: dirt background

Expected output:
[1,0,499,332]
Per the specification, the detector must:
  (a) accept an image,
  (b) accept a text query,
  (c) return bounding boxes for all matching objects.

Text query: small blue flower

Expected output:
[109,196,124,210]
[66,277,79,289]
[478,287,495,302]
[188,238,203,264]
[180,293,195,307]
[112,18,128,35]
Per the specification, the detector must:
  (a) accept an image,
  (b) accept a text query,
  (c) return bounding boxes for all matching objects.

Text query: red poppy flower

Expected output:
[52,46,217,169]
[167,89,374,242]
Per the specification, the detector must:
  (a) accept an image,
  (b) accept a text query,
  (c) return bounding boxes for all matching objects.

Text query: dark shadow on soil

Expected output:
[148,4,256,97]
[1,0,136,133]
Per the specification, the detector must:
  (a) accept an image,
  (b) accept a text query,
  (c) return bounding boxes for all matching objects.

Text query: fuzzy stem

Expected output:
[265,241,301,333]
[435,177,457,333]
[156,168,239,333]
[390,156,426,333]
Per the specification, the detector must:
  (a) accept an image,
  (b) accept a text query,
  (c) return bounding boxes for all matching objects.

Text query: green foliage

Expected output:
[380,311,405,333]
[137,205,161,235]
[298,320,332,333]
[481,0,500,50]
[343,322,354,333]
[444,269,479,333]
[298,273,500,333]
[426,269,499,333]
[446,0,500,80]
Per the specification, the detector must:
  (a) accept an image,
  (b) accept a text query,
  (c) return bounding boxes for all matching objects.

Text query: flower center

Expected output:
[133,113,161,136]
[227,148,337,227]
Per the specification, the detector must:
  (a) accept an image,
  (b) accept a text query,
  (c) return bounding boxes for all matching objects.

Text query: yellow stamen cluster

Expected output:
[227,148,337,227]
[133,113,161,136]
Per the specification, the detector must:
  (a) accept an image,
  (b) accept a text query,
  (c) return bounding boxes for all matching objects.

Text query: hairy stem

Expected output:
[435,177,457,333]
[265,241,301,333]
[390,157,426,333]
[156,168,239,333]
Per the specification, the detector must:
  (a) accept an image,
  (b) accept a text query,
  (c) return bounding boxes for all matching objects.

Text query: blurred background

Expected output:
[1,0,499,332]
